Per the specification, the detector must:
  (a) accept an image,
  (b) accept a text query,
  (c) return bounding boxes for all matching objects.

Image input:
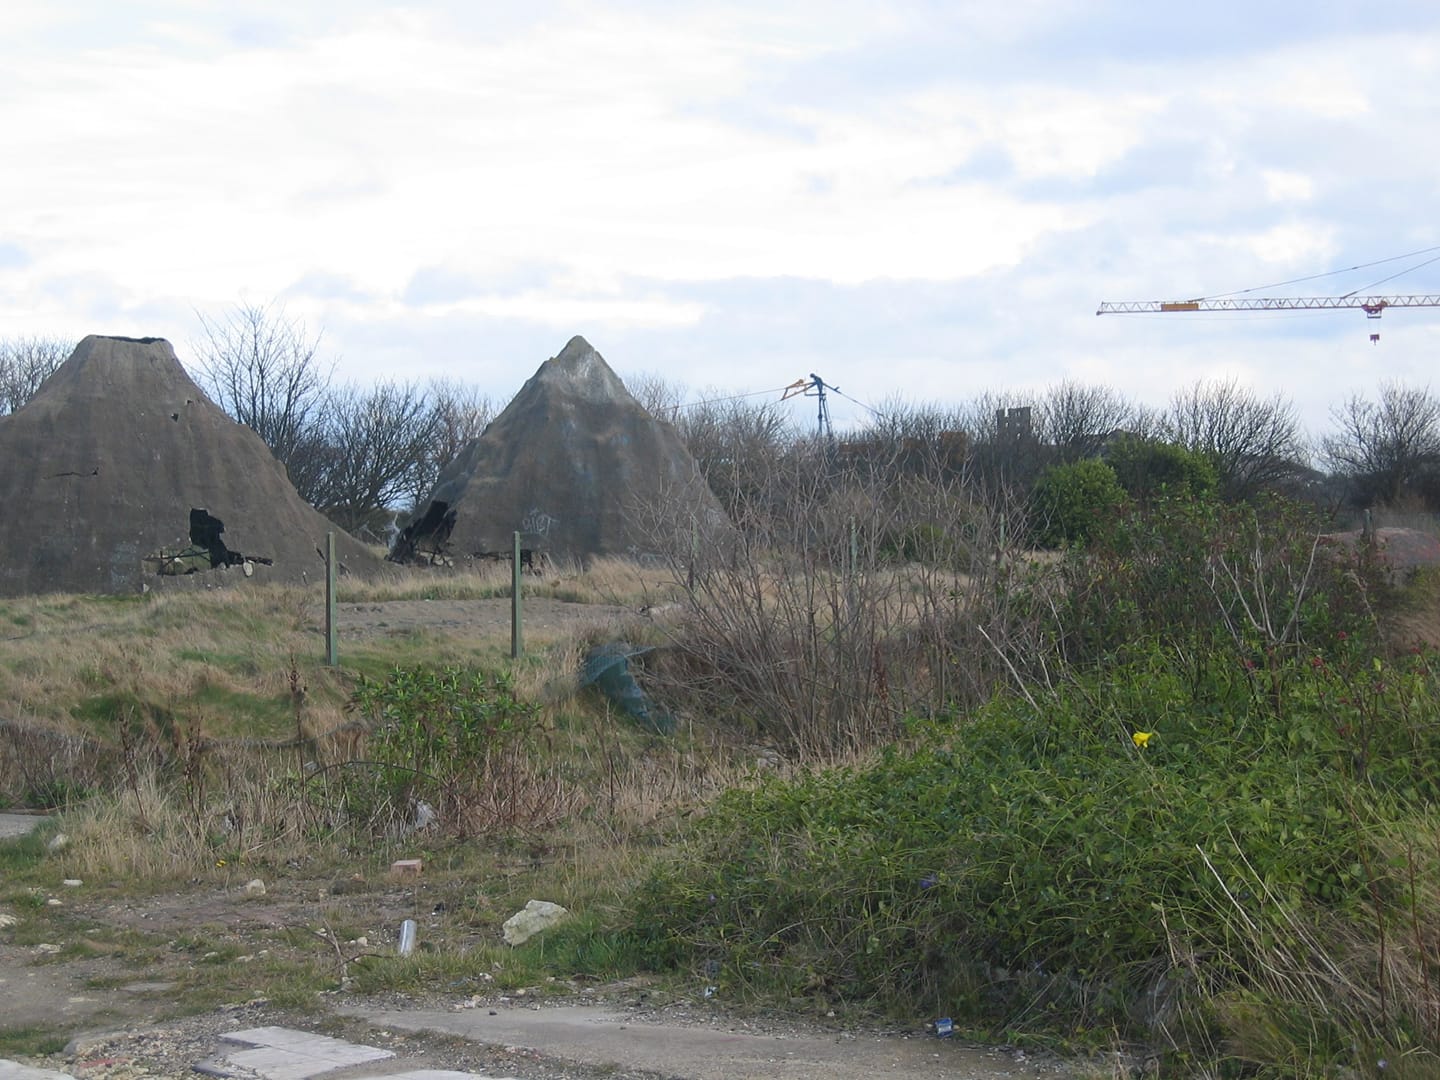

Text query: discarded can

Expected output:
[398,918,417,956]
[935,1017,953,1038]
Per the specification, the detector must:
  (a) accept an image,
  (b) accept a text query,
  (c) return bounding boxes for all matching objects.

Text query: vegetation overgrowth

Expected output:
[4,452,1440,1077]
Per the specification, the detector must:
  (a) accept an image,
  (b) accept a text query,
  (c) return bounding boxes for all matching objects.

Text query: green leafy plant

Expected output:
[629,641,1440,1071]
[341,666,568,835]
[1030,458,1128,547]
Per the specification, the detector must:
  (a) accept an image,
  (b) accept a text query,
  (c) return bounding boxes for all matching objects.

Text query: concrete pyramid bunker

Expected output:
[393,335,728,566]
[0,335,383,597]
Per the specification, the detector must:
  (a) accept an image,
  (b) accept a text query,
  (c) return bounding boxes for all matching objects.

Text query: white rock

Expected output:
[62,878,82,887]
[244,878,267,897]
[502,900,570,946]
[47,832,69,852]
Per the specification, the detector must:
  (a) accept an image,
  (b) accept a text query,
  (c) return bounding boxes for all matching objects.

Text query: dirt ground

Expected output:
[0,855,1076,1079]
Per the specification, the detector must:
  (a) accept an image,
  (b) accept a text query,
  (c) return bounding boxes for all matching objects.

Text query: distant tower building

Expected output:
[996,406,1034,445]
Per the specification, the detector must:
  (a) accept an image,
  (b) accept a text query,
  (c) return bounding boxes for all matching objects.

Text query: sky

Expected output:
[4,1,1440,444]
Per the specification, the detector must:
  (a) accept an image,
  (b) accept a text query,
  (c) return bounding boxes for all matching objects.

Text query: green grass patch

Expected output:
[0,1026,69,1057]
[190,684,294,736]
[0,830,49,874]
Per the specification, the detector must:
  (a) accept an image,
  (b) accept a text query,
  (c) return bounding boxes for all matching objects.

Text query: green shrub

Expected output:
[1030,459,1127,547]
[628,643,1440,1059]
[1106,436,1218,503]
[338,666,551,835]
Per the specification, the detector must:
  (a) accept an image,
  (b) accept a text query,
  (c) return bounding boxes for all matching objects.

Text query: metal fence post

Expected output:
[325,531,338,666]
[511,530,523,659]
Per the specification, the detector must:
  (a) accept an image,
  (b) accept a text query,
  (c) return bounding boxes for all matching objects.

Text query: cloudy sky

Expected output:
[5,1,1439,440]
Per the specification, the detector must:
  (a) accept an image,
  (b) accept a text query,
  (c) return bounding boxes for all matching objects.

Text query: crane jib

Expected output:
[1096,294,1440,315]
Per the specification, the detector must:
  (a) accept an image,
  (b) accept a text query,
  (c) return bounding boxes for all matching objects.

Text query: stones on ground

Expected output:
[501,900,569,946]
[243,879,267,897]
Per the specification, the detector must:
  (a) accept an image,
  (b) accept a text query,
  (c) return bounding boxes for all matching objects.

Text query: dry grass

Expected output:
[0,587,330,729]
[335,556,680,609]
[0,556,776,886]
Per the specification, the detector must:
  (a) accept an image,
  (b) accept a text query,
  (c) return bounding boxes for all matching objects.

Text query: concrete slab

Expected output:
[0,814,48,841]
[218,1028,393,1079]
[0,1062,76,1080]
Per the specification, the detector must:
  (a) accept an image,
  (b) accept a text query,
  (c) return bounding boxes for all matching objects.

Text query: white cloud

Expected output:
[0,1,1438,429]
[1261,170,1314,202]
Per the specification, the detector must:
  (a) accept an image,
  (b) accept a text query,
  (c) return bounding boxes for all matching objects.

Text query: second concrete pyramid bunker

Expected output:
[393,336,725,565]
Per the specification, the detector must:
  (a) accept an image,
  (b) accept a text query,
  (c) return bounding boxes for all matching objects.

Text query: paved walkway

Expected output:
[2,1017,1059,1080]
[346,1005,1056,1080]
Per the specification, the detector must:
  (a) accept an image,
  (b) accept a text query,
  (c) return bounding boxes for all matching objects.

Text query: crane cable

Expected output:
[1201,243,1440,301]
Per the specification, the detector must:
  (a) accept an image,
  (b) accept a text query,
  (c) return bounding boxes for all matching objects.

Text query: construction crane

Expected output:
[1097,246,1440,340]
[1097,294,1440,317]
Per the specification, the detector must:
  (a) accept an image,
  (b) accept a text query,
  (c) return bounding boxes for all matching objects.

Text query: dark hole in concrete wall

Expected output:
[145,510,272,577]
[389,501,457,564]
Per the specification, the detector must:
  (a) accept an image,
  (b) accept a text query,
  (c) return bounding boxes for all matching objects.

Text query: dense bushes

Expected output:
[1030,458,1128,547]
[631,490,1440,1075]
[631,642,1440,1066]
[340,666,569,834]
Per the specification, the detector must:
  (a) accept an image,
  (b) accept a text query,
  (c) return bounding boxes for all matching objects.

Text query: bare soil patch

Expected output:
[1,871,1074,1079]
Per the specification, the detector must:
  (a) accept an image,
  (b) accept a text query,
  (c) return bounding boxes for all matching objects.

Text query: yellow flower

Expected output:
[1132,731,1153,749]
[216,859,227,867]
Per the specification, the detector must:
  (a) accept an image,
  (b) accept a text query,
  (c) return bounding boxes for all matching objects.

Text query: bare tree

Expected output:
[673,394,798,517]
[627,371,688,423]
[1035,381,1138,464]
[1164,378,1309,501]
[0,336,73,414]
[1322,381,1440,507]
[191,302,333,470]
[311,380,441,539]
[412,378,494,505]
[846,396,970,482]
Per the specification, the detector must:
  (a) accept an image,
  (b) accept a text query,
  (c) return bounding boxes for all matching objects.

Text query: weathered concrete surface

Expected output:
[344,1004,1064,1080]
[394,336,727,565]
[0,335,382,597]
[0,1062,75,1080]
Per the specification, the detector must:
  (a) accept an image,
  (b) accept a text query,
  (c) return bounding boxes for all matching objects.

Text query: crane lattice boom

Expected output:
[1097,294,1440,317]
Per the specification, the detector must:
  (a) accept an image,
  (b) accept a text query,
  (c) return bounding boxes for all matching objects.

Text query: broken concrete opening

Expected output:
[146,509,274,576]
[389,501,457,565]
